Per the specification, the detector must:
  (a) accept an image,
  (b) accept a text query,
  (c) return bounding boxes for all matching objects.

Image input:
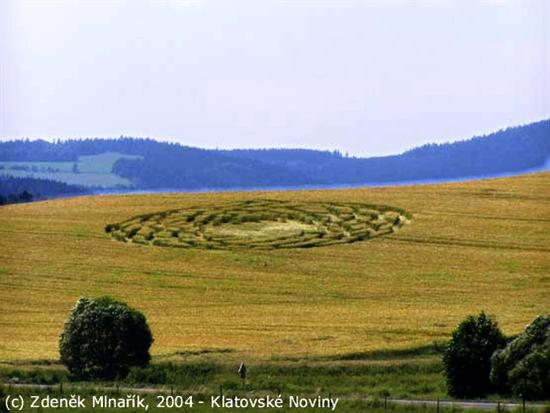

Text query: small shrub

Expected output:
[443,312,506,398]
[59,296,153,380]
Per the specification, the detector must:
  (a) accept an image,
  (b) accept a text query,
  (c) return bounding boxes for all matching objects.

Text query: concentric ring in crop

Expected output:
[105,199,412,250]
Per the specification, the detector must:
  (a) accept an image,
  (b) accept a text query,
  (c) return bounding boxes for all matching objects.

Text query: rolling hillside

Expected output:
[0,172,548,361]
[0,119,548,191]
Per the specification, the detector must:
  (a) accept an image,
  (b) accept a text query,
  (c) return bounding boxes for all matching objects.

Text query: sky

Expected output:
[0,1,548,156]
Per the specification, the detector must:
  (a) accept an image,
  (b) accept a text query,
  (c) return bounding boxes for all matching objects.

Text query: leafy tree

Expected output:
[59,296,153,380]
[490,315,550,400]
[443,312,506,398]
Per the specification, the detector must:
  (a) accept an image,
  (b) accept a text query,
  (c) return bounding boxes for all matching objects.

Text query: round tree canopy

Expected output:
[59,296,153,380]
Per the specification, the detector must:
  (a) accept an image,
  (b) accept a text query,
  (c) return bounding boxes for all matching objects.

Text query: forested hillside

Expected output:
[0,119,548,191]
[216,119,550,183]
[0,176,89,205]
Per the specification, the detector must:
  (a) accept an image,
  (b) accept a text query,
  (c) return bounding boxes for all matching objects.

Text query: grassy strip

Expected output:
[0,345,446,400]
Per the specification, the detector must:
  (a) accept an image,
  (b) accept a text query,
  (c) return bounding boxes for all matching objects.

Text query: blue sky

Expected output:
[0,0,548,156]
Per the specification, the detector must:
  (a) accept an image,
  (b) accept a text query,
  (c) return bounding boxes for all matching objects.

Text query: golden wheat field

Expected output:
[0,173,549,362]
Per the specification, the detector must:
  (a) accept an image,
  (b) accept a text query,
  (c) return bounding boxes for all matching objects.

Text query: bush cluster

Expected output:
[491,315,550,400]
[444,312,550,400]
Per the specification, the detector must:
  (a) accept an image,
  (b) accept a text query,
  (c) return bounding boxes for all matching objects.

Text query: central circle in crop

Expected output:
[106,199,411,250]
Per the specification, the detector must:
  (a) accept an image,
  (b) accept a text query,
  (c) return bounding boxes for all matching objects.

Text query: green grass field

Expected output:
[0,172,549,403]
[0,152,140,188]
[0,344,446,400]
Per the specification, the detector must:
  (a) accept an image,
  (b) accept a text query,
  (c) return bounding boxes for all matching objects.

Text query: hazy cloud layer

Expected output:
[1,1,548,156]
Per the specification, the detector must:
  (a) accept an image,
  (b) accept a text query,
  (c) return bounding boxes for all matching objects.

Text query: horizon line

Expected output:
[1,116,548,158]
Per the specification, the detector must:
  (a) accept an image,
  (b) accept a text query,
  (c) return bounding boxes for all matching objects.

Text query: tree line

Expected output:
[1,119,548,190]
[0,176,89,205]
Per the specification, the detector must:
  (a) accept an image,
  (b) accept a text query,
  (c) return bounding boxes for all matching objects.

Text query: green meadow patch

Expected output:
[0,152,141,188]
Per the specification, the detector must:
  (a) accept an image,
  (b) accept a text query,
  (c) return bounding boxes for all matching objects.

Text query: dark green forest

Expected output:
[0,176,89,205]
[0,119,548,192]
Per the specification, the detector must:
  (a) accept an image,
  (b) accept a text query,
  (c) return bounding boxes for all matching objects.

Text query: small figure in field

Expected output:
[238,362,247,385]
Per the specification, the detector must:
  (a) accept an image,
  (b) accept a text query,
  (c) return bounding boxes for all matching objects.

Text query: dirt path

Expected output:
[387,398,545,411]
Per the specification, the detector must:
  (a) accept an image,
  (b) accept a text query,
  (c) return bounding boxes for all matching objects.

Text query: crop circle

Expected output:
[106,199,411,250]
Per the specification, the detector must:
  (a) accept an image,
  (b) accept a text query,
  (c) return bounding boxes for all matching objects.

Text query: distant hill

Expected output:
[0,119,548,192]
[216,120,550,184]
